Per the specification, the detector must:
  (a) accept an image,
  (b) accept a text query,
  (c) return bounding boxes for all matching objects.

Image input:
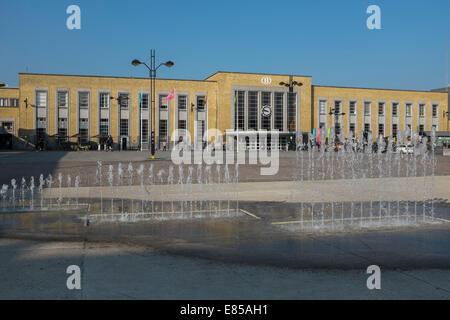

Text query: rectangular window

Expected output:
[364,101,371,115]
[0,98,8,107]
[141,119,148,143]
[36,91,47,108]
[196,119,205,147]
[177,95,188,133]
[392,103,398,116]
[177,95,187,110]
[392,124,398,138]
[274,92,284,131]
[234,91,245,130]
[37,117,47,128]
[100,119,109,136]
[335,123,341,135]
[140,93,149,109]
[364,123,370,132]
[334,101,341,114]
[349,101,356,115]
[100,93,110,109]
[419,124,424,135]
[159,119,168,142]
[119,93,129,109]
[378,102,384,116]
[35,91,48,143]
[79,128,89,144]
[319,100,327,114]
[178,119,187,130]
[79,118,89,143]
[287,92,296,132]
[58,117,68,128]
[261,92,271,130]
[419,104,425,117]
[406,103,412,117]
[247,91,258,130]
[58,118,68,142]
[10,98,19,107]
[120,119,129,136]
[78,90,89,143]
[319,122,326,130]
[196,95,206,111]
[349,123,355,134]
[378,124,384,136]
[57,91,68,108]
[1,122,14,133]
[78,92,89,109]
[159,95,168,110]
[80,118,89,129]
[432,104,438,117]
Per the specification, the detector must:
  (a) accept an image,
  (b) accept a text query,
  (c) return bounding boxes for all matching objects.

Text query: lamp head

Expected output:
[131,59,142,66]
[164,61,174,68]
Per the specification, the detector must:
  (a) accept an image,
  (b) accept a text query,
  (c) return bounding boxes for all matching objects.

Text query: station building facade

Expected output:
[0,71,448,150]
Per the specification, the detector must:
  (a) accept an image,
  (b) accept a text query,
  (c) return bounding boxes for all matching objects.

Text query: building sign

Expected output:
[261,76,272,85]
[261,105,272,118]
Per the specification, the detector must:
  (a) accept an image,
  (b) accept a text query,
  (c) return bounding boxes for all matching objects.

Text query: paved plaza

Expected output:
[1,238,449,299]
[0,150,449,299]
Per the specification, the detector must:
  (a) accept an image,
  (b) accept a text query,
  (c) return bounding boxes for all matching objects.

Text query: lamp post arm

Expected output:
[155,63,165,71]
[140,62,151,72]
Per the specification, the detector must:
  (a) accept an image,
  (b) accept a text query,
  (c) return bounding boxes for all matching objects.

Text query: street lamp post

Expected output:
[279,76,303,148]
[444,110,450,131]
[132,50,174,159]
[111,95,130,150]
[328,107,346,142]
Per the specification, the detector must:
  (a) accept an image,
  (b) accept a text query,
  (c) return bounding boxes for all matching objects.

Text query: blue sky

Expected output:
[0,0,449,90]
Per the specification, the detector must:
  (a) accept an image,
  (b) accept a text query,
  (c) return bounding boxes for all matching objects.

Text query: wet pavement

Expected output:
[0,151,449,299]
[1,200,449,270]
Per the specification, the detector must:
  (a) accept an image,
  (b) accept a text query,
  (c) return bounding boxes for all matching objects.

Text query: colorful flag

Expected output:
[204,92,208,105]
[139,89,143,107]
[163,89,175,103]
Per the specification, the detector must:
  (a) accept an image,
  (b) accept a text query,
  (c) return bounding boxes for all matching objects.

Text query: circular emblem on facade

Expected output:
[261,76,272,85]
[261,105,272,118]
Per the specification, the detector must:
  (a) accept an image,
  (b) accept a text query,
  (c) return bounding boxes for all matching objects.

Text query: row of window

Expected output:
[319,100,439,117]
[234,90,297,132]
[35,91,206,111]
[0,98,19,107]
[319,121,437,138]
[371,123,434,137]
[34,90,207,146]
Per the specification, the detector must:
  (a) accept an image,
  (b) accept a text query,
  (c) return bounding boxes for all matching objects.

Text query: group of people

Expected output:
[104,135,114,151]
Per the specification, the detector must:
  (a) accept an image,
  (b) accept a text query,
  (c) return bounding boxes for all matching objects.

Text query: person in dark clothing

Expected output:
[107,135,113,151]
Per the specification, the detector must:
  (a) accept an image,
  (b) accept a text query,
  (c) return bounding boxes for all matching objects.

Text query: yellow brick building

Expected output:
[0,87,20,134]
[0,71,448,150]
